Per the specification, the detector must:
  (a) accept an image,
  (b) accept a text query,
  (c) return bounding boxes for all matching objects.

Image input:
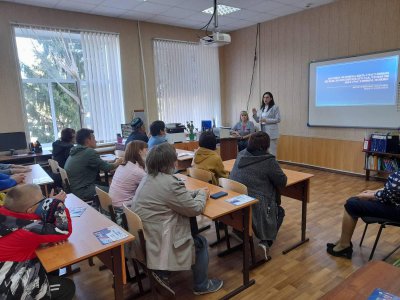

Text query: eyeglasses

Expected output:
[26,196,46,212]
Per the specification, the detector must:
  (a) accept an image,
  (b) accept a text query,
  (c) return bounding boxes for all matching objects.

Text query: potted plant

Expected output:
[186,121,197,141]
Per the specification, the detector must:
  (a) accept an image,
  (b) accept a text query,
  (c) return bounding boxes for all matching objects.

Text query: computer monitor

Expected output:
[201,120,212,132]
[0,132,27,152]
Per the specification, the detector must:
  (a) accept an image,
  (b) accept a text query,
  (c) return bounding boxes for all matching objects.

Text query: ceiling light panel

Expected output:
[203,4,241,16]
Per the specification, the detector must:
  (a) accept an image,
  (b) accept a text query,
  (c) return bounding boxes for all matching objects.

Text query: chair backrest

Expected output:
[95,186,113,214]
[48,159,60,174]
[219,178,248,194]
[122,203,146,263]
[187,167,213,183]
[58,166,71,193]
[115,150,125,158]
[122,204,175,299]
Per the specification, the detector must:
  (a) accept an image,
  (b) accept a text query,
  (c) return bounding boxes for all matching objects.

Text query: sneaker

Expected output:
[258,243,271,261]
[193,279,223,295]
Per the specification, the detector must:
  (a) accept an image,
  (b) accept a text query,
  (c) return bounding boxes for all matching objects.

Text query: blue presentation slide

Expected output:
[315,55,399,107]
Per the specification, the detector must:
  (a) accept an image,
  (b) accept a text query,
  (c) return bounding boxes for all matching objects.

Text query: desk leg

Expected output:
[112,246,124,300]
[220,207,255,300]
[97,246,124,300]
[282,180,310,254]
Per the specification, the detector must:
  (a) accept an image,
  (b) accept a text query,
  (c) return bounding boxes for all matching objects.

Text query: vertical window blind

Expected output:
[13,25,125,145]
[153,39,221,130]
[81,32,125,143]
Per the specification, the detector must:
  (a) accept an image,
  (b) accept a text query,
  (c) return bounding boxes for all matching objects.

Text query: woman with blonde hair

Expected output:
[109,140,148,210]
[231,111,256,151]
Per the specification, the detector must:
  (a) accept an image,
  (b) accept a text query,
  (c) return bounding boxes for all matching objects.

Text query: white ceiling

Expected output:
[4,0,335,32]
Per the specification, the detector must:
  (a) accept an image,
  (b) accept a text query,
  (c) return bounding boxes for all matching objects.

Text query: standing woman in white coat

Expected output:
[252,92,281,156]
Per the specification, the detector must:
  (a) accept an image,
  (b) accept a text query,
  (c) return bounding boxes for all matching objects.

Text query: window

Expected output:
[153,39,221,129]
[14,26,125,145]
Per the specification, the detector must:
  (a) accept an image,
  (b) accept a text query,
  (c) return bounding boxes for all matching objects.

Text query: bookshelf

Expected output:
[363,150,400,180]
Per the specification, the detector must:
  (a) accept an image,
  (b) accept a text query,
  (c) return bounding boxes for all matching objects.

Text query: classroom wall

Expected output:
[0,1,200,133]
[220,0,400,174]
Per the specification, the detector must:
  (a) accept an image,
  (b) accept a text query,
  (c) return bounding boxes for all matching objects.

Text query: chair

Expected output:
[48,159,63,189]
[115,150,125,158]
[48,159,60,174]
[122,204,175,299]
[186,168,214,235]
[218,178,247,194]
[218,178,265,267]
[359,217,400,261]
[186,167,213,183]
[95,187,117,223]
[58,166,71,193]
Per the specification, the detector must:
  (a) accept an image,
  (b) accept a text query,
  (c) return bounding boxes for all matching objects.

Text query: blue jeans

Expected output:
[191,235,209,291]
[154,235,209,291]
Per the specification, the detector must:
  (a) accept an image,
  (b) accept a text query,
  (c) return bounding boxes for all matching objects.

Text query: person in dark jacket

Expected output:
[52,128,76,168]
[125,117,149,146]
[229,131,287,260]
[64,128,122,200]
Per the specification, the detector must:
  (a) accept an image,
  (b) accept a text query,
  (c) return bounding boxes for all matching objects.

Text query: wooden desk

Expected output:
[176,174,258,299]
[36,194,134,300]
[223,159,314,254]
[24,164,53,195]
[173,140,199,151]
[0,150,52,165]
[219,137,238,161]
[100,153,116,163]
[176,149,194,171]
[320,261,400,299]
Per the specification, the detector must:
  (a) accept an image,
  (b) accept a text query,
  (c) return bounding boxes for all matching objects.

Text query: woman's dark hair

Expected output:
[247,131,270,153]
[60,128,75,143]
[123,140,148,169]
[150,120,165,137]
[76,128,94,145]
[199,131,217,151]
[146,143,177,176]
[260,92,275,112]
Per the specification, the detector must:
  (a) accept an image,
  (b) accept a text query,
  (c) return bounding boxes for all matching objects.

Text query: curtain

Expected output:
[81,32,124,143]
[153,39,221,130]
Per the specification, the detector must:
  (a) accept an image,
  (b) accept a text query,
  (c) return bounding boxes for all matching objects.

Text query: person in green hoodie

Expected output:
[229,131,287,260]
[193,131,228,185]
[64,128,122,200]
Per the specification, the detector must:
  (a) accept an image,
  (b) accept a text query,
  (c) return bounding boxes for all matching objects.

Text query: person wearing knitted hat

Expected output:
[125,117,149,146]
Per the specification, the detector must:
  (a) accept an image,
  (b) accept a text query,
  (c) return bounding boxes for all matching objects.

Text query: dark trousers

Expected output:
[45,275,75,300]
[345,197,400,221]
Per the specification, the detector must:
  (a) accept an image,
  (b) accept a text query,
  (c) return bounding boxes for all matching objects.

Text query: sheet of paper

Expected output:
[69,207,86,218]
[93,226,129,245]
[225,194,254,206]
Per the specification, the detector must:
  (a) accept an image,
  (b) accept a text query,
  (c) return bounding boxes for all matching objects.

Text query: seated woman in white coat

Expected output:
[252,91,281,156]
[130,143,223,295]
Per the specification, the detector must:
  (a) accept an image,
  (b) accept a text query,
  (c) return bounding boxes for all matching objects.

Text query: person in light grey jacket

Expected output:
[252,91,281,156]
[130,143,223,295]
[229,131,287,260]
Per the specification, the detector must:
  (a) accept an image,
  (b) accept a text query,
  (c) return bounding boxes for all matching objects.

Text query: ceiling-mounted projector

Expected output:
[200,32,231,47]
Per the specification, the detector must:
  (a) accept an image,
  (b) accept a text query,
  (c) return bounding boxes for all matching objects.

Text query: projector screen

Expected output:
[308,50,400,128]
